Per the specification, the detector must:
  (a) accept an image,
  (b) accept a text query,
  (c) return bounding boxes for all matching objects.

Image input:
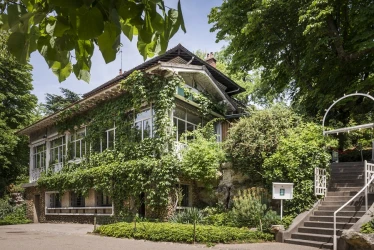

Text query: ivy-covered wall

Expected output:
[34,70,226,218]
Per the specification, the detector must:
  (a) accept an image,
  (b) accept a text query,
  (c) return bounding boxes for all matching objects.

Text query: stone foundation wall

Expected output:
[24,186,46,222]
[45,215,95,224]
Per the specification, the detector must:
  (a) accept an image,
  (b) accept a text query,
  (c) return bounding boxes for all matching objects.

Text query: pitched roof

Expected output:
[83,43,245,98]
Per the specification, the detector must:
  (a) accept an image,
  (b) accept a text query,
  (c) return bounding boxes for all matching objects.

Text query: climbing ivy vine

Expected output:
[37,70,224,217]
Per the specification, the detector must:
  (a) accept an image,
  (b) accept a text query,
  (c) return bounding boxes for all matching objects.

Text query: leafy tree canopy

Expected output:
[224,104,300,185]
[43,87,81,115]
[209,0,374,117]
[0,31,37,195]
[0,0,186,83]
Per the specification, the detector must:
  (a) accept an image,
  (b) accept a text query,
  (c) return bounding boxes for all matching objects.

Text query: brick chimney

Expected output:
[205,52,216,68]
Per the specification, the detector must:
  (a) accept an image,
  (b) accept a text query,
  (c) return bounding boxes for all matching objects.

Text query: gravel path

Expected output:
[0,223,317,250]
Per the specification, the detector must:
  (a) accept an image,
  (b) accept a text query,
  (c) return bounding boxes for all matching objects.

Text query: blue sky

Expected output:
[30,0,226,103]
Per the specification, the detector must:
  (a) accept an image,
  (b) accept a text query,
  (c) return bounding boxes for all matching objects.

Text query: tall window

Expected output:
[177,184,190,207]
[49,193,61,208]
[33,144,46,169]
[70,192,85,207]
[173,107,202,141]
[50,136,66,166]
[214,122,222,142]
[96,192,112,207]
[70,128,86,159]
[135,107,153,140]
[93,125,116,152]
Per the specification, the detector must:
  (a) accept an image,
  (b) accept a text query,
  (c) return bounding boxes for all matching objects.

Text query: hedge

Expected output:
[95,222,273,244]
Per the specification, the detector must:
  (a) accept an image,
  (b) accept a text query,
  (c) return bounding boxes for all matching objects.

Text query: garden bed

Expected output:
[95,222,273,244]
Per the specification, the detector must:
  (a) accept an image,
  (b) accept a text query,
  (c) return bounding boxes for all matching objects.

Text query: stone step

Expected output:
[331,179,365,183]
[291,232,333,242]
[331,162,365,167]
[318,205,364,211]
[326,191,358,196]
[304,221,354,229]
[314,210,365,217]
[328,187,362,192]
[284,238,333,249]
[298,227,342,236]
[330,183,364,188]
[321,200,363,206]
[309,215,360,223]
[330,174,364,179]
[324,196,359,202]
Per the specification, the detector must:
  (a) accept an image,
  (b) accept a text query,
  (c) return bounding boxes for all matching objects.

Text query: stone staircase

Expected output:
[285,162,367,249]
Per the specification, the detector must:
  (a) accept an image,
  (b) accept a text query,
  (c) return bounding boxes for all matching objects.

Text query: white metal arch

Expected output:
[322,93,374,136]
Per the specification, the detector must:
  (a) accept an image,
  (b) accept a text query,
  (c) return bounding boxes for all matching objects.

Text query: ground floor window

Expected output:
[177,184,190,207]
[96,192,112,207]
[49,193,61,208]
[70,192,85,207]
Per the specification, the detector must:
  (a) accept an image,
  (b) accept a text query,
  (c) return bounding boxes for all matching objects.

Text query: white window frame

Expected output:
[70,127,86,160]
[32,142,46,170]
[100,125,116,151]
[172,107,200,142]
[49,135,66,171]
[134,105,154,140]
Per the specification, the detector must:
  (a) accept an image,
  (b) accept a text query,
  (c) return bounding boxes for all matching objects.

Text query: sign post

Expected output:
[272,182,294,220]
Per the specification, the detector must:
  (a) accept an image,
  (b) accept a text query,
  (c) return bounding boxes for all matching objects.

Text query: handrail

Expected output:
[333,161,374,250]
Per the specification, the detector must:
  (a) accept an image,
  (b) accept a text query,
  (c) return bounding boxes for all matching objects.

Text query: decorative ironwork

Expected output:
[314,167,327,196]
[30,167,44,183]
[173,141,188,160]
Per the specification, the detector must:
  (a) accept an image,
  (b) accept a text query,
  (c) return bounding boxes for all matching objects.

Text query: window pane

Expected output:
[187,111,201,125]
[177,119,186,141]
[173,107,186,120]
[143,119,151,138]
[108,130,115,149]
[136,108,151,121]
[177,86,185,97]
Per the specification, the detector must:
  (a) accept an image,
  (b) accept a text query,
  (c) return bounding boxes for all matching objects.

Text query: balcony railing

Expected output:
[46,206,113,216]
[173,141,188,160]
[30,167,44,183]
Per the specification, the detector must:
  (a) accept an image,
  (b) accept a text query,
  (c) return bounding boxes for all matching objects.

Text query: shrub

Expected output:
[169,208,204,224]
[0,197,13,219]
[230,187,280,232]
[263,123,337,214]
[280,215,295,229]
[95,222,273,243]
[361,219,374,234]
[224,104,300,185]
[0,205,31,225]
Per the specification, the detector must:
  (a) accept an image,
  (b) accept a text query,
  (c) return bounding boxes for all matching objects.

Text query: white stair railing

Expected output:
[333,160,374,250]
[315,167,327,196]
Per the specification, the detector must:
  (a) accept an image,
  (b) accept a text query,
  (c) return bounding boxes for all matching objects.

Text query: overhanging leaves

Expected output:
[0,0,186,82]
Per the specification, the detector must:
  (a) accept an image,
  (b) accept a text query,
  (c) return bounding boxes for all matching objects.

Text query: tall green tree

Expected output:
[43,87,81,115]
[0,0,186,83]
[224,104,300,185]
[209,0,374,117]
[0,31,37,195]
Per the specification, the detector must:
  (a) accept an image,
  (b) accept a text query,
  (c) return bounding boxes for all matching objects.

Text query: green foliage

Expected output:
[0,31,37,196]
[224,105,300,185]
[181,122,226,184]
[230,188,279,232]
[361,219,374,234]
[43,88,81,115]
[38,70,221,216]
[263,123,336,214]
[0,197,13,219]
[209,0,374,117]
[0,197,31,225]
[95,222,273,243]
[169,208,204,224]
[0,0,186,82]
[280,215,295,230]
[0,205,31,225]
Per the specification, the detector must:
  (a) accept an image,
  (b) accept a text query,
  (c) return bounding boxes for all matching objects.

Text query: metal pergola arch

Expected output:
[322,93,374,136]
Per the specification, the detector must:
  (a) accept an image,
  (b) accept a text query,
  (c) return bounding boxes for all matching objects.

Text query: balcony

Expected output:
[173,141,188,160]
[46,206,113,216]
[30,167,44,183]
